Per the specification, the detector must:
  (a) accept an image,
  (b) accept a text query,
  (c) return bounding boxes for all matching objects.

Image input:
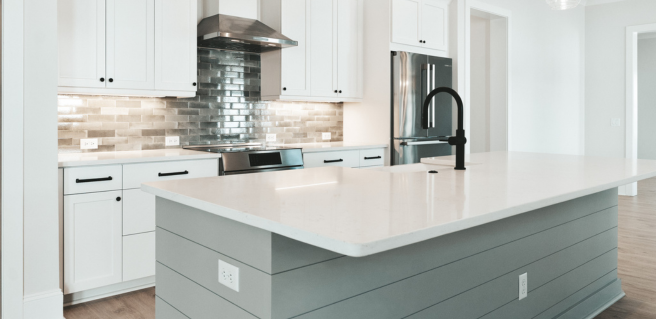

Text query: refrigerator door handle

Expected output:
[427,64,432,128]
[400,140,449,146]
[431,64,436,128]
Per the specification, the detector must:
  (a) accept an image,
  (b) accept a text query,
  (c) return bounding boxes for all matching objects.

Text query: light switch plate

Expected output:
[611,118,621,127]
[80,138,98,150]
[266,134,277,142]
[322,132,332,141]
[218,260,240,292]
[165,136,180,146]
[519,273,528,300]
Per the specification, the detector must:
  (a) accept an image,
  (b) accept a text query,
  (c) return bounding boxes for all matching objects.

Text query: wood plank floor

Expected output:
[63,180,656,319]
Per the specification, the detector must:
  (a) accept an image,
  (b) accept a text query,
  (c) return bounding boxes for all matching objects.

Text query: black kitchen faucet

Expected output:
[422,87,467,170]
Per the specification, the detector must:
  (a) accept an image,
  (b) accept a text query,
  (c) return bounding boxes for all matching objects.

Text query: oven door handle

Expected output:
[401,140,449,146]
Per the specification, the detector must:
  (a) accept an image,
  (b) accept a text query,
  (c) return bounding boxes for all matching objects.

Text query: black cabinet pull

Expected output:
[339,90,342,93]
[193,82,197,86]
[324,159,344,163]
[158,170,189,177]
[334,90,338,93]
[283,87,287,91]
[116,197,121,202]
[109,78,114,83]
[100,77,105,82]
[76,176,113,183]
[364,156,382,160]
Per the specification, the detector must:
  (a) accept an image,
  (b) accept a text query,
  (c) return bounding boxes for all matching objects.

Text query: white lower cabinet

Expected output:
[304,148,386,169]
[64,190,123,294]
[123,189,156,235]
[123,232,156,282]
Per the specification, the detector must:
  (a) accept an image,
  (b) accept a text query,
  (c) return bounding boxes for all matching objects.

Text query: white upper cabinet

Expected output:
[336,0,363,99]
[310,0,337,98]
[155,0,198,91]
[391,0,449,52]
[106,0,155,90]
[58,0,197,97]
[280,0,311,96]
[58,0,106,88]
[262,0,363,102]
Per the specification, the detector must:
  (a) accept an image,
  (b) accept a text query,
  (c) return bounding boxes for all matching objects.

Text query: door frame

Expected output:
[622,23,656,196]
[2,0,26,317]
[458,0,512,153]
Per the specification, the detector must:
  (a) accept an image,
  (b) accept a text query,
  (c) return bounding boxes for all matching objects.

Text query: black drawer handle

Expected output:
[364,156,382,160]
[158,170,189,177]
[76,176,113,183]
[324,159,344,163]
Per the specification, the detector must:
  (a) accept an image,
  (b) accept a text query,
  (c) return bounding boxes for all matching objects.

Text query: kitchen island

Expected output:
[142,152,656,319]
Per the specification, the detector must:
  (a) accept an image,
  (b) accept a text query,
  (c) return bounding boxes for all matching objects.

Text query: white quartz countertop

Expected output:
[58,149,222,167]
[141,152,656,257]
[275,142,388,153]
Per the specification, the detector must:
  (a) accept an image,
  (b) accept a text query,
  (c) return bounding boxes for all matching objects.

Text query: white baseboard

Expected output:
[64,276,155,306]
[24,289,64,319]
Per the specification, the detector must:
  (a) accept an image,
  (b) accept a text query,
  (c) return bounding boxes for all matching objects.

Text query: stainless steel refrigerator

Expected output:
[391,51,453,165]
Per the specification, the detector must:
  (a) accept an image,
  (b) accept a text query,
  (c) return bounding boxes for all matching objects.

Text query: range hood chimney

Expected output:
[197,11,298,54]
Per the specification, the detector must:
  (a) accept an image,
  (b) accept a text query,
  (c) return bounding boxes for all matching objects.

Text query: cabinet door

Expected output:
[391,0,421,47]
[336,0,362,99]
[58,0,106,88]
[422,0,447,51]
[310,0,338,98]
[123,189,155,235]
[106,0,155,90]
[123,232,156,282]
[155,0,198,92]
[280,0,311,96]
[64,191,123,294]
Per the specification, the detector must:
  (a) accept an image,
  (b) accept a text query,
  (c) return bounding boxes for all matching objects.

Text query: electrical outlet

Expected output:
[266,134,277,142]
[80,138,98,150]
[519,273,528,300]
[165,136,180,146]
[611,118,621,127]
[322,132,332,141]
[218,260,240,292]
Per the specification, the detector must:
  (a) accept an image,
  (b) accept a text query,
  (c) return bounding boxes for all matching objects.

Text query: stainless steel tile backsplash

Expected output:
[58,49,343,153]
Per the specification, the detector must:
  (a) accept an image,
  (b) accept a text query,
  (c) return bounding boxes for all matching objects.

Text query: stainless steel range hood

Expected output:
[197,14,298,53]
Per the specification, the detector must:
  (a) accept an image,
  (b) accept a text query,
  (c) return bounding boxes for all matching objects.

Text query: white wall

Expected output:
[22,0,63,318]
[638,37,656,160]
[470,15,490,153]
[463,0,586,155]
[585,0,656,157]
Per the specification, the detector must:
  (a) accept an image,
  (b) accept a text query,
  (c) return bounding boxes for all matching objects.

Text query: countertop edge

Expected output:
[58,152,222,168]
[141,169,656,257]
[298,144,389,153]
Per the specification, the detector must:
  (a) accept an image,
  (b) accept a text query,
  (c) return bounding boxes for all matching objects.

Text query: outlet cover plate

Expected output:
[218,260,240,292]
[165,136,180,146]
[80,138,98,150]
[266,134,276,142]
[519,273,528,300]
[322,132,331,140]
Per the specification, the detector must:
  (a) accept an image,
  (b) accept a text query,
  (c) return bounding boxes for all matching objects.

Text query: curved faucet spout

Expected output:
[422,87,467,170]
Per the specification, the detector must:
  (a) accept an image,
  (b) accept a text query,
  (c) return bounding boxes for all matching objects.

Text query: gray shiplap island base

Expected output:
[155,188,622,319]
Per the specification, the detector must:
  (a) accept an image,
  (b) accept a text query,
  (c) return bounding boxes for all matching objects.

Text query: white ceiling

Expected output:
[585,0,630,6]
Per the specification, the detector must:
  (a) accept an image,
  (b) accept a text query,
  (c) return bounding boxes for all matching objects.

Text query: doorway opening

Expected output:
[464,2,511,154]
[623,23,656,196]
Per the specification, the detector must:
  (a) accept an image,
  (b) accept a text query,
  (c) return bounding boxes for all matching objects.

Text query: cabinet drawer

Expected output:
[64,165,123,195]
[359,148,385,167]
[303,150,360,168]
[123,189,155,235]
[123,232,156,282]
[122,159,218,189]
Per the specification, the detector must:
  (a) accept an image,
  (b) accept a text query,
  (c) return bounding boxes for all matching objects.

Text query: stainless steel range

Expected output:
[184,143,304,176]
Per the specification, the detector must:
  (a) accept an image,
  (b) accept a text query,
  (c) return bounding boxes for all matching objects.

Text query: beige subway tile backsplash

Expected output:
[57,49,343,153]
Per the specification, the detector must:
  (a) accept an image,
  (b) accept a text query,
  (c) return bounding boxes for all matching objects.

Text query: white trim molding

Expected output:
[622,23,656,196]
[2,0,25,318]
[23,289,64,319]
